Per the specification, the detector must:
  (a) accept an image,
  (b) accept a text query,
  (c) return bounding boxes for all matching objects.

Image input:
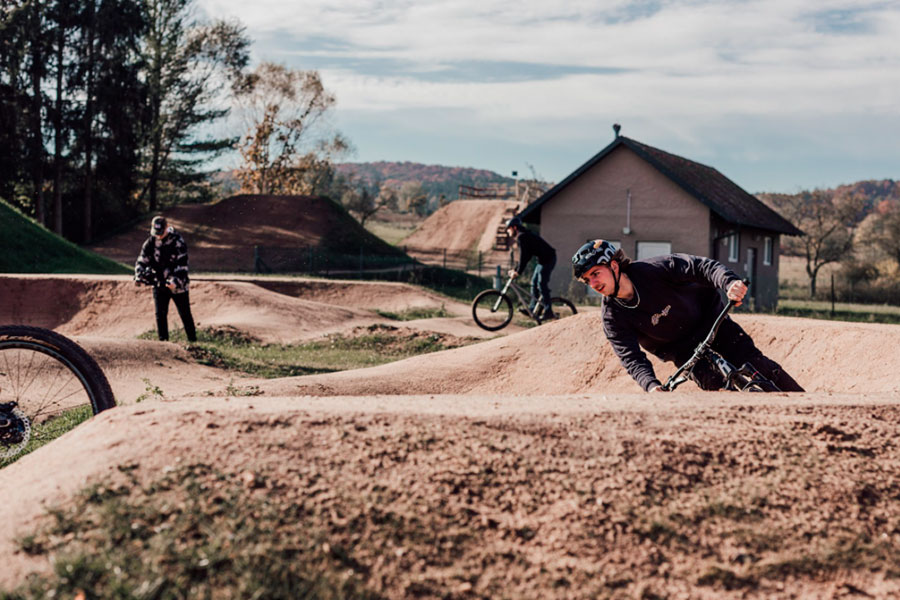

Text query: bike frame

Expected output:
[662,301,733,390]
[661,297,776,392]
[496,277,540,319]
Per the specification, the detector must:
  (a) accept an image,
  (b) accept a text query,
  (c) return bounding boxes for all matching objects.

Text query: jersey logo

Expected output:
[651,304,671,326]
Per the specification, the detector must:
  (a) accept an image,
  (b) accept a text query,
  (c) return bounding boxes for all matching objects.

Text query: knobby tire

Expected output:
[471,290,514,331]
[0,326,116,463]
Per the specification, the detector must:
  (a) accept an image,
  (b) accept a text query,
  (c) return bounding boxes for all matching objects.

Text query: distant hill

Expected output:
[757,179,900,223]
[335,161,516,200]
[0,197,130,274]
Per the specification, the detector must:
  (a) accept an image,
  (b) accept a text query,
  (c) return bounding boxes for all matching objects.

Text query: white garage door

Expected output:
[636,241,671,260]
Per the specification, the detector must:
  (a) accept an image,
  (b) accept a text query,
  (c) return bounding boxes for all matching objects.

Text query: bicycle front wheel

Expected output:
[472,290,514,331]
[544,297,577,322]
[0,326,116,463]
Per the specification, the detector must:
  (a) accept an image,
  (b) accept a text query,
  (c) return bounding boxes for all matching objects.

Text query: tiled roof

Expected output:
[521,136,803,236]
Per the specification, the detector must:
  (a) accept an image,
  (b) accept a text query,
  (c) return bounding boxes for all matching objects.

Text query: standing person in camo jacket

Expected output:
[134,215,197,342]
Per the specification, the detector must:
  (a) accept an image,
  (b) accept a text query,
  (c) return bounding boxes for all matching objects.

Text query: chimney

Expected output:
[613,123,621,138]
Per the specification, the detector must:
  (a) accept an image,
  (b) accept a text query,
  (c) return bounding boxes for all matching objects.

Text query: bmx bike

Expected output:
[660,295,780,392]
[471,276,577,331]
[0,325,116,464]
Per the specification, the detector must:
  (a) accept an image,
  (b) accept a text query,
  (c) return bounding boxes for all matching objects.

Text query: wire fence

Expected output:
[253,246,414,276]
[404,247,514,275]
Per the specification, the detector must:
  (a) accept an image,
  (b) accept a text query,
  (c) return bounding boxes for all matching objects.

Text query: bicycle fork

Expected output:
[710,351,766,391]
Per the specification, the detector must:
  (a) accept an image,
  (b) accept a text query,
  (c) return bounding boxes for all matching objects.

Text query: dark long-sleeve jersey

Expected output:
[601,253,741,391]
[514,229,556,273]
[134,228,191,293]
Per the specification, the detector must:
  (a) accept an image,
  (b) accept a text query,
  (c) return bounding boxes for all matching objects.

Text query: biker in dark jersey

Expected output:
[506,216,557,320]
[571,239,804,393]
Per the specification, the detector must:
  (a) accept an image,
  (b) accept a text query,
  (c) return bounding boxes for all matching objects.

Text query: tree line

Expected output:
[0,0,376,244]
[760,179,900,302]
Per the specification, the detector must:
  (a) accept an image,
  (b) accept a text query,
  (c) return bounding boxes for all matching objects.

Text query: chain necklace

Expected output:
[614,285,640,309]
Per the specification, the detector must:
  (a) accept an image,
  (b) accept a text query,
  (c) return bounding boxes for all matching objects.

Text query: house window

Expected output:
[636,241,672,260]
[727,234,739,263]
[763,236,773,266]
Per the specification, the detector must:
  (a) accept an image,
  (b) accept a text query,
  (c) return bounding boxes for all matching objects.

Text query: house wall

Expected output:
[539,146,711,298]
[709,216,781,311]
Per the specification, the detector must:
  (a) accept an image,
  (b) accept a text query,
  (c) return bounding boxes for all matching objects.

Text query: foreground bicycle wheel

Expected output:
[0,326,116,463]
[472,290,514,331]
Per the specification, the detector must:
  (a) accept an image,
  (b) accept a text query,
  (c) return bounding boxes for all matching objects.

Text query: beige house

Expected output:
[519,132,803,311]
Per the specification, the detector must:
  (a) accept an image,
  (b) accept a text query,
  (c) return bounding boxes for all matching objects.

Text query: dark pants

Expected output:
[152,287,197,342]
[678,317,804,391]
[530,258,556,314]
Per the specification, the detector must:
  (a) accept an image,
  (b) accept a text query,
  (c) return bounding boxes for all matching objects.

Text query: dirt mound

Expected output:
[402,199,521,269]
[87,194,403,272]
[4,396,900,598]
[77,337,251,403]
[0,274,476,345]
[4,269,900,596]
[227,312,900,397]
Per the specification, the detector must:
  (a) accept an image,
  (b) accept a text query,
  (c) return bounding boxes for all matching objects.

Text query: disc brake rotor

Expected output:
[0,405,32,461]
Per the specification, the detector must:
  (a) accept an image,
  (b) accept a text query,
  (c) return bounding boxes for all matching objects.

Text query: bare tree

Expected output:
[234,62,347,195]
[768,190,867,297]
[341,183,398,226]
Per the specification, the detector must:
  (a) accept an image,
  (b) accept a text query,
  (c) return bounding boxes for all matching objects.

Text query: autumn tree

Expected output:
[859,199,900,270]
[397,181,427,215]
[234,62,347,195]
[767,189,867,297]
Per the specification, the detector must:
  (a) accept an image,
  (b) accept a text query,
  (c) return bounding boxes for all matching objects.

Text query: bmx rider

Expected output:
[506,216,557,320]
[571,239,804,393]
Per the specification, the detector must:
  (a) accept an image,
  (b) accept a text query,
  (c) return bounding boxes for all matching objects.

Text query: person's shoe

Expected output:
[518,307,532,318]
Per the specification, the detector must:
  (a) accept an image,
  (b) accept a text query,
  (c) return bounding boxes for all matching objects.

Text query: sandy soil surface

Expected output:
[402,200,521,270]
[2,273,899,598]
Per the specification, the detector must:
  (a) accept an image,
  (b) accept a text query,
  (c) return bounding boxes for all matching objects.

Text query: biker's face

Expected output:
[582,263,616,296]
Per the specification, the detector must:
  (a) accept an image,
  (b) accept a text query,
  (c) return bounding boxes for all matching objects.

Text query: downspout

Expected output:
[622,189,632,235]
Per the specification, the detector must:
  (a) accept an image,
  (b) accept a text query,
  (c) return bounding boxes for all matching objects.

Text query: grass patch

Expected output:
[4,463,384,600]
[754,536,900,580]
[0,198,130,274]
[1,405,93,469]
[141,324,478,378]
[364,220,418,246]
[776,299,900,324]
[375,306,451,321]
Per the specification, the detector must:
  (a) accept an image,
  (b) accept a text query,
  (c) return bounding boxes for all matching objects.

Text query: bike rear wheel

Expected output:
[472,290,514,331]
[542,297,577,322]
[0,326,116,463]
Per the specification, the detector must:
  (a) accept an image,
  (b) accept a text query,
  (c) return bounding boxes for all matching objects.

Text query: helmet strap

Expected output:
[610,261,621,299]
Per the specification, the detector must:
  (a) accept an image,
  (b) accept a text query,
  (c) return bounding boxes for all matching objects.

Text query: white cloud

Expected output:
[199,0,900,189]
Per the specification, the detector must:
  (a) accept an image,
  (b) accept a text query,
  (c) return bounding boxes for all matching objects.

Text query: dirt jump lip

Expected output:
[3,274,898,401]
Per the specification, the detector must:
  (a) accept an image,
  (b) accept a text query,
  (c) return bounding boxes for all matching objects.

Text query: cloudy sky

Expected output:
[198,0,900,193]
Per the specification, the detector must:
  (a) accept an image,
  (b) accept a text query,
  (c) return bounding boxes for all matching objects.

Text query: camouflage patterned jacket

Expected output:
[134,227,191,293]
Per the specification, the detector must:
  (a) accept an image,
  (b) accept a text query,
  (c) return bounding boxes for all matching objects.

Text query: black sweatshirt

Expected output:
[601,253,741,391]
[515,229,556,273]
